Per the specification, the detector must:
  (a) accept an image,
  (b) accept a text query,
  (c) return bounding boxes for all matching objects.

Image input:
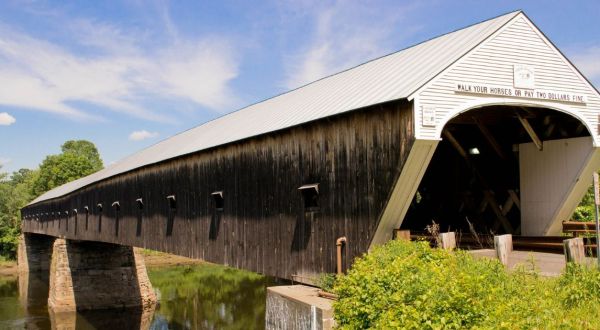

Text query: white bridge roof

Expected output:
[30,11,520,205]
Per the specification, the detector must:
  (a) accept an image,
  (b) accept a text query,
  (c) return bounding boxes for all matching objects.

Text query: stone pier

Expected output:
[18,233,156,314]
[17,233,55,309]
[48,238,156,312]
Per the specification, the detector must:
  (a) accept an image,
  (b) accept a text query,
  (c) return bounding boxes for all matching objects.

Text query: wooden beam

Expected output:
[544,123,556,138]
[483,190,515,234]
[444,130,516,234]
[443,130,468,160]
[477,196,489,213]
[558,127,569,137]
[507,190,521,210]
[501,195,514,216]
[473,117,507,160]
[516,111,543,151]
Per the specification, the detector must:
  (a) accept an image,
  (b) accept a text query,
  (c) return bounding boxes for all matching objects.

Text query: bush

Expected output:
[333,239,600,329]
[316,273,337,292]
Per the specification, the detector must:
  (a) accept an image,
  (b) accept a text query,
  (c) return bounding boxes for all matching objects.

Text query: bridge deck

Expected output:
[469,249,595,277]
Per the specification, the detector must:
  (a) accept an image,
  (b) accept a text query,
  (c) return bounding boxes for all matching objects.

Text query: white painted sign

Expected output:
[514,64,535,89]
[454,83,587,104]
[422,106,436,126]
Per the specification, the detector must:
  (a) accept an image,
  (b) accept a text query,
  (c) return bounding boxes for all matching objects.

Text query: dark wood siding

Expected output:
[22,100,415,281]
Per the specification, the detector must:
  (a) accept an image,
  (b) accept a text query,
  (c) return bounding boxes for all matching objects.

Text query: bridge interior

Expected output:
[402,105,591,235]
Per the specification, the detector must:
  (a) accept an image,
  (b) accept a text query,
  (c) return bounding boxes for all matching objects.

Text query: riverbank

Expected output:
[0,249,204,277]
[139,249,205,269]
[0,258,17,278]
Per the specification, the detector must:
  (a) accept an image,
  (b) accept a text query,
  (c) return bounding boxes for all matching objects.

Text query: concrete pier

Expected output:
[266,285,334,330]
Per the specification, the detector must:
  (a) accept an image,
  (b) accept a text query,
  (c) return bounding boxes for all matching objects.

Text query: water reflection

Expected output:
[0,263,281,330]
[0,275,50,329]
[49,304,156,330]
[148,265,282,330]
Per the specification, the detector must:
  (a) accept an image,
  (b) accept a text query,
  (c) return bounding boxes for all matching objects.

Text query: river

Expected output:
[0,263,282,329]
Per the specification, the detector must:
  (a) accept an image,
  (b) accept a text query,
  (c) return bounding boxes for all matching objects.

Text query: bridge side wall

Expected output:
[22,100,415,281]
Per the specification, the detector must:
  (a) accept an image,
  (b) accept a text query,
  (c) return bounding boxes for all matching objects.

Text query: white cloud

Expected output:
[0,17,240,123]
[129,130,159,141]
[571,46,600,84]
[0,112,15,126]
[0,157,11,166]
[283,2,420,89]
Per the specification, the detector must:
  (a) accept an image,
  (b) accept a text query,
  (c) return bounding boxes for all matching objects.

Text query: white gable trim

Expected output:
[409,12,600,101]
[518,12,600,98]
[431,97,599,146]
[407,12,522,101]
[411,11,600,144]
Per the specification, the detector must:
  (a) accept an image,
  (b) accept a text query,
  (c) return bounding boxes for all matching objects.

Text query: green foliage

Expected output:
[573,183,596,221]
[333,240,600,329]
[559,263,600,308]
[31,140,103,197]
[61,140,103,171]
[0,139,103,259]
[0,167,38,258]
[316,273,337,292]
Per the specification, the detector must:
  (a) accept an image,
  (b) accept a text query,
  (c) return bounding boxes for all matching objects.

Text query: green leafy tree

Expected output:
[0,140,103,259]
[573,184,596,221]
[61,140,103,171]
[0,167,38,258]
[31,140,103,197]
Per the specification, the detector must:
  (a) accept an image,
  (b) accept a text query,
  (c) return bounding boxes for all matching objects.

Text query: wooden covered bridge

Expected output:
[19,11,600,307]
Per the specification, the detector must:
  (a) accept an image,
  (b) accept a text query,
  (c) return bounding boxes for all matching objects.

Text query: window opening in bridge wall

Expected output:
[112,201,120,237]
[209,191,223,240]
[166,195,176,236]
[299,184,320,211]
[84,206,89,231]
[73,209,78,235]
[136,198,144,237]
[212,191,224,211]
[97,203,103,233]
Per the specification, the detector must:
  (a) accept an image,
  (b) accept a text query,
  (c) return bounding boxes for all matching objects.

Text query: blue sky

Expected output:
[0,0,598,173]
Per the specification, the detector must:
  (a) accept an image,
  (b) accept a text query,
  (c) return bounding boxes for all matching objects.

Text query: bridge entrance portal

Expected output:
[402,105,593,236]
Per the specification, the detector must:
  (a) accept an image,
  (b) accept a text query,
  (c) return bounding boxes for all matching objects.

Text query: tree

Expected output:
[0,167,38,258]
[0,140,103,259]
[61,140,103,171]
[31,140,103,197]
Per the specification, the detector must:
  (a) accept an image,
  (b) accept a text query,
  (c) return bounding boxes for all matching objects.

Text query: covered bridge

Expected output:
[21,11,600,282]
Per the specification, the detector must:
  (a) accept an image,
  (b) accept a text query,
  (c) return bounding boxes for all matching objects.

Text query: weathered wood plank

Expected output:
[21,100,415,282]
